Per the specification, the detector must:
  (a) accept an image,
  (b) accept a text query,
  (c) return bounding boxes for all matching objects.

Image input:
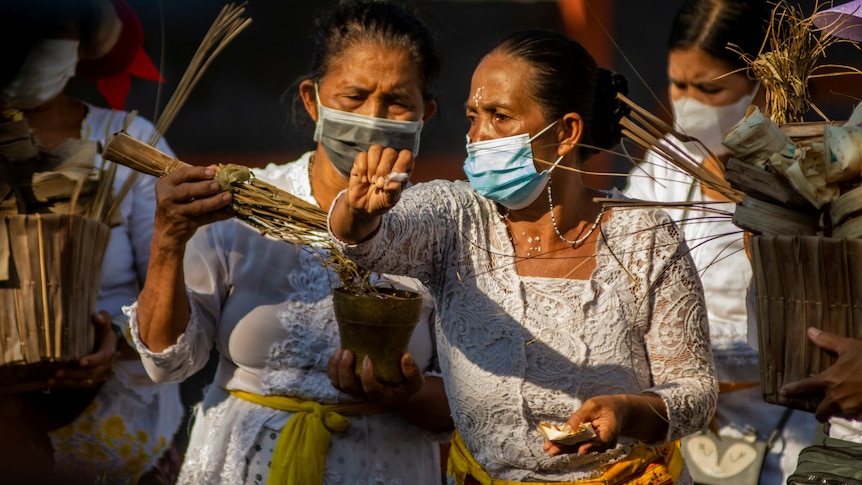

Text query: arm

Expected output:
[329,145,413,244]
[136,166,232,352]
[781,328,862,422]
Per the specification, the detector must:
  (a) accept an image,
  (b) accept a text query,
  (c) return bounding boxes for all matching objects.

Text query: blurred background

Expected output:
[67,0,862,188]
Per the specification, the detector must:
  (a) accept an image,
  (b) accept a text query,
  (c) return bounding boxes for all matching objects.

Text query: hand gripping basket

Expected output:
[0,213,111,393]
[749,235,862,412]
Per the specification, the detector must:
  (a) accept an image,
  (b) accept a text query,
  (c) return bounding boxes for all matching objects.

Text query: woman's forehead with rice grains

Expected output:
[319,41,427,122]
[466,52,548,142]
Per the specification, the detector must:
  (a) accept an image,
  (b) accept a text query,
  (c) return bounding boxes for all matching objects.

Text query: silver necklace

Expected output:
[547,179,604,248]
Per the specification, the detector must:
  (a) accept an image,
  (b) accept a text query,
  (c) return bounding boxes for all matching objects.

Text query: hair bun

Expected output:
[590,68,630,152]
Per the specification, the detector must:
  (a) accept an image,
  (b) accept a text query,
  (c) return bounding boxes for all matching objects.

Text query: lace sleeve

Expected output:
[123,222,230,383]
[332,180,468,287]
[629,209,718,442]
[125,299,212,383]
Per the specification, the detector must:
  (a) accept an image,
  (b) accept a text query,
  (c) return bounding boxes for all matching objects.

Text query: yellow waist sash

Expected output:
[447,429,683,485]
[229,389,386,485]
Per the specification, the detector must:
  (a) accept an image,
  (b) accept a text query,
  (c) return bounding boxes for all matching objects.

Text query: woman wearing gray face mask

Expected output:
[125,1,451,484]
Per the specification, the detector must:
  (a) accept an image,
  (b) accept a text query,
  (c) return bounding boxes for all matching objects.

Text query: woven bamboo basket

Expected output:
[0,213,111,393]
[750,235,862,412]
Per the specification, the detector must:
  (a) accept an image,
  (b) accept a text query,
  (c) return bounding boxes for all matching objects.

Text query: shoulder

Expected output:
[400,179,491,217]
[253,152,313,199]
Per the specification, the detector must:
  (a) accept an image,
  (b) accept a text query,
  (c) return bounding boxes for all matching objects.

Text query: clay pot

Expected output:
[332,287,423,384]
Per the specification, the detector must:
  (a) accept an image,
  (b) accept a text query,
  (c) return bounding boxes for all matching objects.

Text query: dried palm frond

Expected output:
[617,93,745,203]
[103,132,389,295]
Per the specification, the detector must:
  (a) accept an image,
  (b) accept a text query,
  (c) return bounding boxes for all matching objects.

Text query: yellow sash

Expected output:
[447,429,683,485]
[229,389,386,485]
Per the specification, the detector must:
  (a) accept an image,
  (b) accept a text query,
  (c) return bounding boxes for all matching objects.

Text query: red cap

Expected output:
[75,0,163,110]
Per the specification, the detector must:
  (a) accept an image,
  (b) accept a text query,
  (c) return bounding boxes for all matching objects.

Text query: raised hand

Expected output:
[346,145,413,217]
[152,165,233,249]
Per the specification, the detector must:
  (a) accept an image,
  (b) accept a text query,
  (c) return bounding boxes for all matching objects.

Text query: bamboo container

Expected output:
[0,213,111,393]
[750,235,862,412]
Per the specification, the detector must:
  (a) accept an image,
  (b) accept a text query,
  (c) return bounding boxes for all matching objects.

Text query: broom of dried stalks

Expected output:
[102,132,382,294]
[617,93,745,203]
[103,132,328,244]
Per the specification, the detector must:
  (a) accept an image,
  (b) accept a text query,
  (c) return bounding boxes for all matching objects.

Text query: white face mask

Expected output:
[2,39,79,110]
[671,84,758,156]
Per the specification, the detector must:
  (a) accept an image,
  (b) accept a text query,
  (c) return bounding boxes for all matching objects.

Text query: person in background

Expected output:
[125,1,452,483]
[328,28,717,484]
[0,0,183,483]
[622,0,818,482]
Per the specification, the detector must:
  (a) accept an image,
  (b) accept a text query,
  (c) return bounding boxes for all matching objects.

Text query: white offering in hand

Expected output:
[537,422,596,446]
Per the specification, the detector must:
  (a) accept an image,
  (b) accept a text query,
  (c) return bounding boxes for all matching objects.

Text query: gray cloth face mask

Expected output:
[312,85,424,178]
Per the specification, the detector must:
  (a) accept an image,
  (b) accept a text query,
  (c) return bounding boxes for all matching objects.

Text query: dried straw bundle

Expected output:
[735,1,862,125]
[102,132,382,295]
[0,112,116,392]
[103,132,328,245]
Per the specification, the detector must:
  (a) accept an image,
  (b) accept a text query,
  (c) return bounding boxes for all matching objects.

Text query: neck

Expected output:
[309,147,349,211]
[505,169,603,250]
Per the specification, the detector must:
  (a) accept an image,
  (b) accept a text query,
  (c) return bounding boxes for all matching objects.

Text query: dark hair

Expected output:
[669,0,769,70]
[491,29,629,158]
[287,0,440,137]
[308,0,439,100]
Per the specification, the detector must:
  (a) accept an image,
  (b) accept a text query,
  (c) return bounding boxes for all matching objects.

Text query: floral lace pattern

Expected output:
[333,180,717,482]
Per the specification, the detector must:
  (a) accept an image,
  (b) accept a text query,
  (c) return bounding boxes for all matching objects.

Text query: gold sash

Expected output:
[447,429,682,485]
[229,389,386,485]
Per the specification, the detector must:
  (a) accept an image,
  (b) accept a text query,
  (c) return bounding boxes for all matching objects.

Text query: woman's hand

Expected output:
[347,145,413,217]
[327,348,423,405]
[49,311,116,389]
[781,327,862,422]
[152,165,233,250]
[543,395,624,456]
[543,394,668,457]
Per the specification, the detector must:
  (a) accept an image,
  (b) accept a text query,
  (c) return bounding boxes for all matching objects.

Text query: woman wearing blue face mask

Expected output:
[329,29,717,484]
[126,1,452,484]
[623,1,818,483]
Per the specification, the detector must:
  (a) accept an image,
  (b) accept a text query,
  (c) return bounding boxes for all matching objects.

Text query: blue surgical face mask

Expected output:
[313,84,424,179]
[463,121,561,210]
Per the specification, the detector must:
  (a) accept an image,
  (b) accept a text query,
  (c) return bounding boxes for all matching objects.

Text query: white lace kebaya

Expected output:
[330,180,718,483]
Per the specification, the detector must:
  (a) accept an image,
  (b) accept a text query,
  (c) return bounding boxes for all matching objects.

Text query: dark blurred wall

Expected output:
[66,0,862,183]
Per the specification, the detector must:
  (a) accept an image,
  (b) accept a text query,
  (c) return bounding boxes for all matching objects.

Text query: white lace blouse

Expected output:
[127,153,443,485]
[331,180,718,482]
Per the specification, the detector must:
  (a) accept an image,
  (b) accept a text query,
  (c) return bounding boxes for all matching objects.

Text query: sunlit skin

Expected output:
[464,52,615,279]
[668,47,756,106]
[668,47,760,200]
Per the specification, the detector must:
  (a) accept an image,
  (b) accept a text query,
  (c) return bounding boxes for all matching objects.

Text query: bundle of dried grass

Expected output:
[102,132,385,296]
[735,1,862,125]
[103,132,327,245]
[0,112,115,392]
